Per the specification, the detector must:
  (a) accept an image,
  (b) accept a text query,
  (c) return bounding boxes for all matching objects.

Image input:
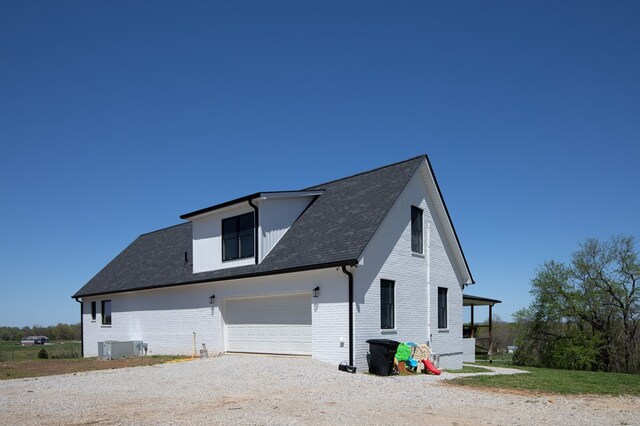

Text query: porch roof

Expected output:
[463,294,502,306]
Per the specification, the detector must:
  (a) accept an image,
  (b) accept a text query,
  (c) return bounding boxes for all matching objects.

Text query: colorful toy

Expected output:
[394,343,411,362]
[394,341,441,375]
[421,358,441,375]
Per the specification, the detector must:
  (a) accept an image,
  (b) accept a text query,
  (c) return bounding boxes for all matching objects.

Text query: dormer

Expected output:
[180,191,323,274]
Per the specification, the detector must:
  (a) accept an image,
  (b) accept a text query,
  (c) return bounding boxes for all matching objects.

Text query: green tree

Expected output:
[0,323,81,341]
[514,235,640,373]
[0,327,22,341]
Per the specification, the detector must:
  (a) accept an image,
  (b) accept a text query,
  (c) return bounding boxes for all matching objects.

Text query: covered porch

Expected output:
[462,294,502,363]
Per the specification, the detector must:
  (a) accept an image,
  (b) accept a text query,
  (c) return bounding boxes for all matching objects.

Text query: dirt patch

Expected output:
[0,356,189,380]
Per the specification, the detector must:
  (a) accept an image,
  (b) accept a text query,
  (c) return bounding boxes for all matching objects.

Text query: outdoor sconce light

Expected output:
[209,295,216,304]
[313,287,320,298]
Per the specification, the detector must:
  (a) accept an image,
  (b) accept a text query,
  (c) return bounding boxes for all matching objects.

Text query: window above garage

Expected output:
[222,212,255,261]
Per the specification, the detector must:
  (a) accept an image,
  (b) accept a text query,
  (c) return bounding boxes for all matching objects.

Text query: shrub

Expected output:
[51,347,80,359]
[37,348,49,359]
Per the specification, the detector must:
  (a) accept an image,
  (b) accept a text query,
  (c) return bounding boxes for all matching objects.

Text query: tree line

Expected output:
[514,235,639,373]
[0,323,81,341]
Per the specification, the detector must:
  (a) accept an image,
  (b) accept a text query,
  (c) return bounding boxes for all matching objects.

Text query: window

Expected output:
[91,301,96,321]
[222,212,255,261]
[411,206,423,253]
[438,287,448,329]
[380,279,395,329]
[101,300,112,325]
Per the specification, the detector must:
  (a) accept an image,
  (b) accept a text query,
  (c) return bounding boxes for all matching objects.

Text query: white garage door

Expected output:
[225,293,312,355]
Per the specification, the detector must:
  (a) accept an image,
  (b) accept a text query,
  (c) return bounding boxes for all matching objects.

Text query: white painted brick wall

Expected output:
[82,268,350,365]
[353,162,464,370]
[428,213,464,371]
[83,284,218,357]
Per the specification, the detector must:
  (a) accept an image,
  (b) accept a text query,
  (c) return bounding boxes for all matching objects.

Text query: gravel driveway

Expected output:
[1,355,637,425]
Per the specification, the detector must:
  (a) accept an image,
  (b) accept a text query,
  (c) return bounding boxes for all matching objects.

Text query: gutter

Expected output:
[247,199,259,265]
[180,192,262,219]
[341,265,354,367]
[73,297,84,357]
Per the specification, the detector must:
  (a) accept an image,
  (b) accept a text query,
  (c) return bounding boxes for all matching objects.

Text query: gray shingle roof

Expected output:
[73,155,426,298]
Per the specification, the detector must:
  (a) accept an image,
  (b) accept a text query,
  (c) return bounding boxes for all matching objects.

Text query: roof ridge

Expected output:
[139,222,190,237]
[305,154,426,189]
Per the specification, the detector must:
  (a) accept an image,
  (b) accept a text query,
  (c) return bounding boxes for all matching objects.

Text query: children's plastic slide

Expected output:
[420,359,441,375]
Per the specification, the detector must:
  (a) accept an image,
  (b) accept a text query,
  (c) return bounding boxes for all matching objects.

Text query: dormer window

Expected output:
[222,212,255,261]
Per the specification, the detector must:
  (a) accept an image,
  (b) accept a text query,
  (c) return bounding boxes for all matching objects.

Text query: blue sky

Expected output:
[1,1,638,326]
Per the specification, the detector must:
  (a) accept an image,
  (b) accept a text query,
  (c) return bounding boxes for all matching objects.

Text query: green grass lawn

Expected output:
[448,365,640,396]
[474,352,514,366]
[445,365,492,374]
[395,364,491,376]
[0,341,81,361]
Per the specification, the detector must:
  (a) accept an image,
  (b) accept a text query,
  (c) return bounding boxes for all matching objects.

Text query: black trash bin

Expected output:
[366,339,400,376]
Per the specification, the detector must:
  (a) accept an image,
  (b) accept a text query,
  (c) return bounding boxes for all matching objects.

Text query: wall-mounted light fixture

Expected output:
[313,287,320,298]
[209,295,216,304]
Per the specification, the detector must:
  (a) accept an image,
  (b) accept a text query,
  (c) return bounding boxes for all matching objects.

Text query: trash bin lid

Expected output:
[366,339,400,347]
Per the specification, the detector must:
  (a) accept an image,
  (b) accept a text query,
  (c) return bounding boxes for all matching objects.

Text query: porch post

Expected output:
[488,304,493,361]
[470,305,475,338]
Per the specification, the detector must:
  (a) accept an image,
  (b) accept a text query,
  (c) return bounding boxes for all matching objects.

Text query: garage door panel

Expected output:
[226,296,311,325]
[225,293,311,355]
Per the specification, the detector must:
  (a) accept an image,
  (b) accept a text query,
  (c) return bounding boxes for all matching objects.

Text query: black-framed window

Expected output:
[380,279,395,329]
[438,287,448,329]
[102,300,112,325]
[222,212,255,261]
[411,206,423,253]
[91,301,96,321]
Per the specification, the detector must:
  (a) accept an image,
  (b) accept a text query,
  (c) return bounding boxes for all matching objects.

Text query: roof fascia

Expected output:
[72,259,358,299]
[421,157,475,284]
[463,294,502,305]
[354,156,474,286]
[255,190,324,201]
[180,192,262,219]
[180,190,324,220]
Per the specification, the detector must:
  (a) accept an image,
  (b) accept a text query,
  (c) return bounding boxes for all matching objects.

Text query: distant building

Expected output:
[507,345,518,354]
[21,336,49,346]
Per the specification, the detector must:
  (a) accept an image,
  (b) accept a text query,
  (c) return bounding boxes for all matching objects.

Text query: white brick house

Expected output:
[74,155,474,370]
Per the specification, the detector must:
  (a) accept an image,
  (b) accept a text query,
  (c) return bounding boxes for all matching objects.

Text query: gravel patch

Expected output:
[0,354,638,425]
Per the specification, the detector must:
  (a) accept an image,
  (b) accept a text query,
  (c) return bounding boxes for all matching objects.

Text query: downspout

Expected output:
[74,297,84,357]
[247,199,259,265]
[426,222,432,346]
[341,265,354,367]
